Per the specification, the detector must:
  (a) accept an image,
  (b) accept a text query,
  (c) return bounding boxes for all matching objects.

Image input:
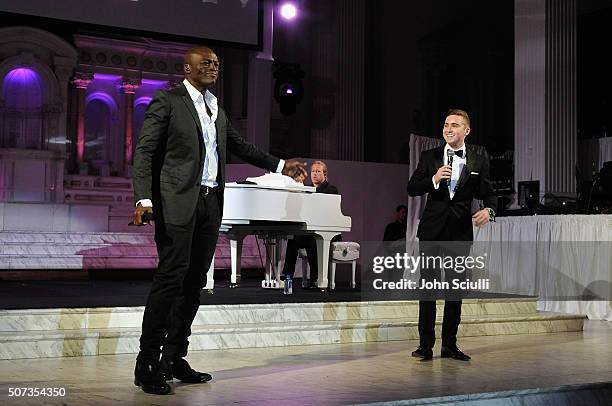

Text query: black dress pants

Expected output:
[417,238,471,349]
[138,188,220,362]
[282,235,318,279]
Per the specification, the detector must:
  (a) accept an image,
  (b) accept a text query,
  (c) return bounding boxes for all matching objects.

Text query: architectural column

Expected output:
[514,0,577,202]
[72,72,93,174]
[121,78,140,174]
[336,0,365,161]
[545,0,577,197]
[310,0,365,160]
[310,0,338,159]
[246,0,273,151]
[53,58,76,154]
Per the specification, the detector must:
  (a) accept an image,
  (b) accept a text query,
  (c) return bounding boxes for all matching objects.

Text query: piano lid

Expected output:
[222,185,351,230]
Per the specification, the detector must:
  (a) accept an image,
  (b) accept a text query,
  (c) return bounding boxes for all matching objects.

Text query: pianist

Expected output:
[131,46,307,395]
[282,161,339,289]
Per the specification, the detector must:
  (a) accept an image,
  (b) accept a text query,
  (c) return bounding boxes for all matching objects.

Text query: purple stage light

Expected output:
[284,87,294,95]
[85,92,118,111]
[280,3,297,20]
[134,96,153,107]
[141,79,168,87]
[5,68,40,86]
[94,73,121,82]
[3,68,43,109]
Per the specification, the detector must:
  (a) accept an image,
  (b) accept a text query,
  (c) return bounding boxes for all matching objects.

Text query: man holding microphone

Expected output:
[407,109,496,361]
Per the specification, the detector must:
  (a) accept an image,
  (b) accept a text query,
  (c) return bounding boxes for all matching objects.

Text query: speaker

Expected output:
[518,181,539,210]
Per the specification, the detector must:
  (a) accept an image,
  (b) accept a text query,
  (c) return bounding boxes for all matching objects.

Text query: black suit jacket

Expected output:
[315,180,338,195]
[406,145,496,241]
[133,84,280,226]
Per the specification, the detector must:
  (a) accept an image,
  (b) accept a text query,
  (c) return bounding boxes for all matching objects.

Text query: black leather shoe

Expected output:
[134,360,172,395]
[411,346,433,361]
[160,357,213,384]
[441,345,471,361]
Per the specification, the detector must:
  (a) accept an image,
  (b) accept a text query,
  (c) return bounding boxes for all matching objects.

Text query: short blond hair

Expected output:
[446,109,470,127]
[311,160,328,176]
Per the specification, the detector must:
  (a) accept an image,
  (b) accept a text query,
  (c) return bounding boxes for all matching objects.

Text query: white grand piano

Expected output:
[218,173,351,289]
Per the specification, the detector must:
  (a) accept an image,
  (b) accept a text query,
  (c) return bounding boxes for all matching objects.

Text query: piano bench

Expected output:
[330,242,360,290]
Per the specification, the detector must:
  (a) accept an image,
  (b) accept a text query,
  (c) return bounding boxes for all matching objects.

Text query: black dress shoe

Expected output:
[134,360,172,395]
[160,357,213,383]
[441,345,471,361]
[411,346,433,361]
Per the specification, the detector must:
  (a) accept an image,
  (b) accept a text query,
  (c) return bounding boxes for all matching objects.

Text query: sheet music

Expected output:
[228,173,316,192]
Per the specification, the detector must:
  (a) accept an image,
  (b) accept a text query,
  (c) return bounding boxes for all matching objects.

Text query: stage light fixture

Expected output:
[273,62,304,116]
[280,3,298,20]
[284,86,294,95]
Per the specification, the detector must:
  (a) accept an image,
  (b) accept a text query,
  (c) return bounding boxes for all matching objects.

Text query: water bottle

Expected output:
[284,274,293,295]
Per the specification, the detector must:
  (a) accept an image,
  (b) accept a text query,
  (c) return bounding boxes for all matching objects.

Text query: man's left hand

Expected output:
[282,159,308,181]
[472,209,490,228]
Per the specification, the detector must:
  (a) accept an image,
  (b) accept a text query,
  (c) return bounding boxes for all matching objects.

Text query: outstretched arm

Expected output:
[225,117,306,181]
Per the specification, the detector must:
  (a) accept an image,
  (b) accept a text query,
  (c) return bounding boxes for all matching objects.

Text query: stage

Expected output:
[0,320,610,405]
[0,215,609,403]
[0,268,607,405]
[0,275,363,309]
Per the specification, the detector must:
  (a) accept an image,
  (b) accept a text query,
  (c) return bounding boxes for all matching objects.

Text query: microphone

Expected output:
[447,149,455,167]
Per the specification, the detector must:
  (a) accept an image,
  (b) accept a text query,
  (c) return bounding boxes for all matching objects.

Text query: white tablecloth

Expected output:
[474,215,612,320]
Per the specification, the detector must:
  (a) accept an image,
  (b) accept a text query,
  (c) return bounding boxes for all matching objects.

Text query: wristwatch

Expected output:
[486,207,496,222]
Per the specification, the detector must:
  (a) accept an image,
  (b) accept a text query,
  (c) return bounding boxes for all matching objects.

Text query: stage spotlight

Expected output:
[280,3,298,20]
[273,62,304,116]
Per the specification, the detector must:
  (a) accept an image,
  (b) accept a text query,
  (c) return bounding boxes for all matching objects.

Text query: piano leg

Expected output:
[229,237,244,288]
[274,236,284,286]
[262,237,282,289]
[204,255,215,292]
[313,232,340,290]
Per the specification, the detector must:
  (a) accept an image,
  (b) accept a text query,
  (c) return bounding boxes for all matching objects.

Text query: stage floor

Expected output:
[0,320,610,405]
[0,273,527,309]
[0,275,364,309]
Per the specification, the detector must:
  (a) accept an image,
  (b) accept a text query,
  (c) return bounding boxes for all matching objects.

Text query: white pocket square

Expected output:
[470,172,479,175]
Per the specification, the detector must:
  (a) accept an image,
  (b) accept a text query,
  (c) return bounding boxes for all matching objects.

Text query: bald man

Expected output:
[132,46,306,395]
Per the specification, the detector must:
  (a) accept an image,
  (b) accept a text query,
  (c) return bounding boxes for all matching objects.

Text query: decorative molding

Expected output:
[72,72,94,89]
[74,34,187,80]
[120,78,141,94]
[0,148,68,160]
[0,26,78,61]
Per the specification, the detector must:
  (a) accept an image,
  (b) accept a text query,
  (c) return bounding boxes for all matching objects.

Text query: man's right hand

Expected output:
[132,204,153,226]
[282,159,308,182]
[433,165,453,185]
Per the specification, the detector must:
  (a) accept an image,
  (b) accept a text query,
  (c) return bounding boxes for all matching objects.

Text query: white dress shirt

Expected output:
[183,78,220,187]
[136,80,284,208]
[432,144,467,200]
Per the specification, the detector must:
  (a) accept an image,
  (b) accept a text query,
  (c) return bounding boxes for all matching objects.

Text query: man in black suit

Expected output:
[383,204,408,241]
[407,109,496,361]
[131,46,306,395]
[282,160,338,288]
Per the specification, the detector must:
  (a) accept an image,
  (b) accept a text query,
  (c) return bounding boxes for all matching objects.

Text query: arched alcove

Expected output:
[1,67,44,149]
[132,96,152,157]
[0,26,77,204]
[84,92,117,166]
